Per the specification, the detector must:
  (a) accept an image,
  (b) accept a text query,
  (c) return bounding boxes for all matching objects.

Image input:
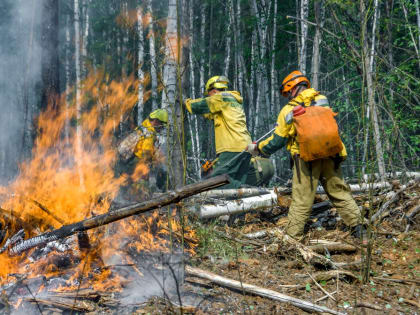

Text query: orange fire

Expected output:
[0,69,196,293]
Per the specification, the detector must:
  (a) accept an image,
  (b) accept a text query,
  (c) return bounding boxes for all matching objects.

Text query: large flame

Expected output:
[0,69,195,293]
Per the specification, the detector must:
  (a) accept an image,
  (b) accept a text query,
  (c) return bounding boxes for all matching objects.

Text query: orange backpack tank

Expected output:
[293,105,343,162]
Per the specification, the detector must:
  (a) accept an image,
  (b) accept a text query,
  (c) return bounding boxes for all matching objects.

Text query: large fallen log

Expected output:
[191,190,278,219]
[185,265,344,315]
[362,171,420,182]
[8,175,229,256]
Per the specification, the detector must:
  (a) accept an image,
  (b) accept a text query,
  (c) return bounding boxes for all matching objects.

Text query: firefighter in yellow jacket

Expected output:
[117,109,168,194]
[247,71,365,240]
[185,76,252,188]
[133,109,168,162]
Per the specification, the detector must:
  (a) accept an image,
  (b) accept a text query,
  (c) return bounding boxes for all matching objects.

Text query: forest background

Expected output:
[0,0,418,189]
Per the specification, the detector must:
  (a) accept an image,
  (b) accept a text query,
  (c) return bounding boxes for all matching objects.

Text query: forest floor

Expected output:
[140,182,420,315]
[4,181,419,314]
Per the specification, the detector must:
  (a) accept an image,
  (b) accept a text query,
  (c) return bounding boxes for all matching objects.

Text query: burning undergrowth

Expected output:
[0,69,196,311]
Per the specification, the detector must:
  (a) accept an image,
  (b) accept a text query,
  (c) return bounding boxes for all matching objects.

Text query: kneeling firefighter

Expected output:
[246,71,365,241]
[117,109,168,193]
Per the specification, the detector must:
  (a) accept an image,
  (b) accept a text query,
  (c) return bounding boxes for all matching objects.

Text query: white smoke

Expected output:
[0,0,42,182]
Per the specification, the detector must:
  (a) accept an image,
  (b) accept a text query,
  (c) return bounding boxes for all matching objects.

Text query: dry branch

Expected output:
[185,265,344,315]
[8,175,229,255]
[26,297,96,312]
[308,242,357,253]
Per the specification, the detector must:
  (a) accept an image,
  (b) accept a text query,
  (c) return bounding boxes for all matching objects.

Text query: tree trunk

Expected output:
[361,0,385,177]
[74,0,85,188]
[299,0,309,73]
[310,0,324,90]
[270,0,278,112]
[137,5,145,125]
[146,0,158,110]
[162,0,184,188]
[188,0,201,178]
[40,0,60,111]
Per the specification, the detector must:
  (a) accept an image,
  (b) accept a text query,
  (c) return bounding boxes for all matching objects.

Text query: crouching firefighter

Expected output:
[117,109,168,194]
[185,76,252,188]
[246,71,365,241]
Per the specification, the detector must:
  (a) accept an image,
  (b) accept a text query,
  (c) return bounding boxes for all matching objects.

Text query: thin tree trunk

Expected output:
[65,14,71,144]
[270,0,278,113]
[401,0,420,68]
[223,0,232,76]
[74,0,85,188]
[361,0,386,177]
[162,0,184,188]
[416,0,420,55]
[311,0,324,90]
[188,0,200,178]
[82,0,90,76]
[146,0,158,110]
[137,5,145,125]
[299,0,309,73]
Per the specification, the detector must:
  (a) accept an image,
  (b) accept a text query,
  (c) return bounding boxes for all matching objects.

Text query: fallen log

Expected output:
[26,297,96,312]
[362,171,420,182]
[185,265,344,315]
[194,187,271,200]
[8,175,229,256]
[191,190,278,219]
[308,241,357,253]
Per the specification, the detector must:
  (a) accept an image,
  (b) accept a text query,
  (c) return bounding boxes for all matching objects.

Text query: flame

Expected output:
[0,68,196,294]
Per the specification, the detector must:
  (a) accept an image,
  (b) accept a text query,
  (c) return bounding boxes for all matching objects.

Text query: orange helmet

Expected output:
[280,71,310,97]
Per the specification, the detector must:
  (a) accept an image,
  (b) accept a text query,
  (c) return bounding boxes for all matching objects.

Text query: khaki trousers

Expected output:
[286,157,362,239]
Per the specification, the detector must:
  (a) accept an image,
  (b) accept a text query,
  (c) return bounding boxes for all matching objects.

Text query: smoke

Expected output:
[0,0,42,182]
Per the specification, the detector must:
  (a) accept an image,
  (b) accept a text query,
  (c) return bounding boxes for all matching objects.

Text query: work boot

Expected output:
[350,224,368,245]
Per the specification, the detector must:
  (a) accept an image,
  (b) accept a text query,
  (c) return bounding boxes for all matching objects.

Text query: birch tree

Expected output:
[310,0,324,90]
[74,0,85,187]
[298,0,309,73]
[162,0,185,188]
[146,0,158,110]
[361,0,386,177]
[137,5,145,125]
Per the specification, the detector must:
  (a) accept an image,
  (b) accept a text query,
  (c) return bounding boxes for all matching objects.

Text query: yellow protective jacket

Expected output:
[133,118,158,161]
[258,88,347,158]
[185,91,251,154]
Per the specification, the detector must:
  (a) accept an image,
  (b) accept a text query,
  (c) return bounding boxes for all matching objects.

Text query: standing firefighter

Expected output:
[185,76,252,189]
[247,71,365,241]
[117,109,168,193]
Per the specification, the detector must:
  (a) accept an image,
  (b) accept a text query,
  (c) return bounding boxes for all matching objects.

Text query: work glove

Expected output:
[246,143,259,157]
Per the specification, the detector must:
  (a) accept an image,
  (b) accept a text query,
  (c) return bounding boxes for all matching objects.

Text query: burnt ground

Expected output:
[2,182,419,314]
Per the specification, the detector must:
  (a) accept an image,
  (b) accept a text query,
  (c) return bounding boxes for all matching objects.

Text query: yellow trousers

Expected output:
[286,157,362,239]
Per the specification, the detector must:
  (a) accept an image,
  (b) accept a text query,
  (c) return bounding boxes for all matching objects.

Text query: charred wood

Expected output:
[8,175,229,256]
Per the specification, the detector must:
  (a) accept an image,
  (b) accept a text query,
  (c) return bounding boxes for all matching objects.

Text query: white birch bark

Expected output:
[223,0,232,76]
[270,0,278,111]
[82,0,90,76]
[162,0,183,187]
[146,0,158,110]
[299,0,309,73]
[137,5,144,125]
[199,3,206,93]
[361,0,385,177]
[310,0,324,90]
[74,0,84,187]
[65,15,71,144]
[188,0,200,178]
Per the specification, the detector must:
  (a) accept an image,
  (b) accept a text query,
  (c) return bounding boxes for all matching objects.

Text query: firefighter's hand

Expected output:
[246,143,259,157]
[184,99,193,113]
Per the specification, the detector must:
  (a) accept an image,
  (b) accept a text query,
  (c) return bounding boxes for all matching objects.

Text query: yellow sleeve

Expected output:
[134,135,155,160]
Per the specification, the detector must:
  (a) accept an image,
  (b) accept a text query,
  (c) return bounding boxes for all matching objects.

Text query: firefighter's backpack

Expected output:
[293,105,343,162]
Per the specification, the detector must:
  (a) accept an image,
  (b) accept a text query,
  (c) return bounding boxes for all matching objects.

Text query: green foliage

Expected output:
[195,222,246,260]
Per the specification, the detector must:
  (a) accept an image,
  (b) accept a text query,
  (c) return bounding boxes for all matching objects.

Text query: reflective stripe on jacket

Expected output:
[258,88,347,158]
[185,91,251,153]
